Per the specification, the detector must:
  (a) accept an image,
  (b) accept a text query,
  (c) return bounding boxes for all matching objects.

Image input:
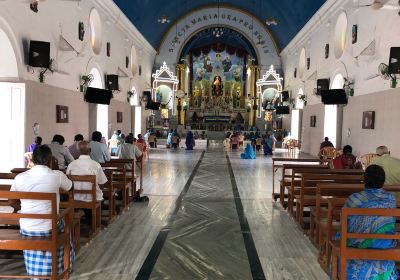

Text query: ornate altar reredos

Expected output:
[190,44,246,112]
[152,62,179,114]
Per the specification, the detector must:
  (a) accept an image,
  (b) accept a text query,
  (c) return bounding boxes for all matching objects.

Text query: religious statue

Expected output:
[212,76,223,96]
[225,66,244,108]
[193,67,210,97]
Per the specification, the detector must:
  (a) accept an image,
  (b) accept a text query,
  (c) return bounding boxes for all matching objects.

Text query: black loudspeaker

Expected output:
[389,47,400,74]
[85,87,113,105]
[317,79,330,95]
[281,91,289,101]
[78,22,85,41]
[142,91,152,102]
[106,75,119,90]
[146,102,161,110]
[321,89,348,105]
[29,40,50,68]
[275,106,290,114]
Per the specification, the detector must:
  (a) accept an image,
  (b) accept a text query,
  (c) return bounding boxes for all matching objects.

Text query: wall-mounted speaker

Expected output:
[389,47,400,74]
[85,87,113,105]
[106,74,119,91]
[321,89,348,105]
[29,40,50,68]
[78,22,85,41]
[317,79,329,95]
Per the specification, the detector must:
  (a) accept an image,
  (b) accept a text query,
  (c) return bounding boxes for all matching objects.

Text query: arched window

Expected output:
[0,28,18,78]
[89,67,108,139]
[334,12,348,59]
[296,88,304,110]
[130,45,137,75]
[89,9,102,55]
[298,48,306,79]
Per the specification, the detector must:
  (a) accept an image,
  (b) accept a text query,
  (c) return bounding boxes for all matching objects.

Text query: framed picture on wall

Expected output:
[310,115,316,127]
[117,112,123,123]
[362,111,375,129]
[352,25,358,44]
[56,105,68,123]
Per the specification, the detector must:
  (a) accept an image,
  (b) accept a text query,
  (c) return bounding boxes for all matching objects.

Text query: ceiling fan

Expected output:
[355,0,399,10]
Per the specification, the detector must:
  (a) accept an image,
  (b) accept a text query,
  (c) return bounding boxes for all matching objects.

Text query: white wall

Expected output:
[281,0,400,156]
[0,0,156,147]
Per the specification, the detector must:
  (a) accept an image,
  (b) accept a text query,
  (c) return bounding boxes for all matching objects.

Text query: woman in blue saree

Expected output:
[167,129,173,148]
[335,164,398,280]
[185,131,195,150]
[262,133,274,156]
[241,144,255,159]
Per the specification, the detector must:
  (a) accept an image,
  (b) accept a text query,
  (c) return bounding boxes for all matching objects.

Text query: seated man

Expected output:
[320,136,334,150]
[10,145,74,277]
[89,131,111,163]
[66,141,107,202]
[335,165,398,280]
[333,145,362,169]
[48,134,74,170]
[68,134,84,160]
[116,135,146,201]
[371,146,400,199]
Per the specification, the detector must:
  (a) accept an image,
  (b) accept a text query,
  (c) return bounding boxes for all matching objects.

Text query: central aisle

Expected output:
[146,151,255,279]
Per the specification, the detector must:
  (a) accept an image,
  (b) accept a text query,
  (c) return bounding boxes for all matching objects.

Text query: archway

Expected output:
[130,86,142,138]
[89,67,108,140]
[291,88,304,141]
[324,73,344,147]
[0,27,24,171]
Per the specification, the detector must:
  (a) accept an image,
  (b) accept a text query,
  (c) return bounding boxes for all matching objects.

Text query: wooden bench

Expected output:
[99,169,116,223]
[0,191,72,280]
[271,158,331,201]
[294,172,364,228]
[287,169,363,215]
[279,164,330,208]
[101,162,129,212]
[110,158,137,202]
[330,207,400,280]
[67,175,101,237]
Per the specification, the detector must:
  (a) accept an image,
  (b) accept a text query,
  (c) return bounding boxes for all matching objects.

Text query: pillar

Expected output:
[176,64,185,125]
[248,65,260,127]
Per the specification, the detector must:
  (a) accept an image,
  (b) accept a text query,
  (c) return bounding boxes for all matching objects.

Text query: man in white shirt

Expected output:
[66,141,107,202]
[10,145,73,276]
[117,135,146,201]
[48,134,74,170]
[89,131,111,163]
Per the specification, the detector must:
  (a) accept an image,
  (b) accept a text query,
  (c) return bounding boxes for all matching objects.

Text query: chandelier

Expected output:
[212,27,224,38]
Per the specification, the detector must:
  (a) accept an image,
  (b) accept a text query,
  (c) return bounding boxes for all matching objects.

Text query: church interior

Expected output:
[1,0,400,279]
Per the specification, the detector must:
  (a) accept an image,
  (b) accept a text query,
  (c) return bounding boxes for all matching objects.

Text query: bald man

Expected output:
[66,141,107,202]
[371,146,400,188]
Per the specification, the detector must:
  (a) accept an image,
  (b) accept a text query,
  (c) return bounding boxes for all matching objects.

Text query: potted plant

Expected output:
[299,94,307,106]
[127,90,134,103]
[80,74,93,92]
[343,78,354,96]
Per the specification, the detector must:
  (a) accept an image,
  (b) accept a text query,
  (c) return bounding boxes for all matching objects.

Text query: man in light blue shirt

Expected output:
[89,131,111,163]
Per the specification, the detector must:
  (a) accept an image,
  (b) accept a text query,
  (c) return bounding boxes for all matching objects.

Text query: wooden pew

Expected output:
[331,207,400,280]
[67,175,101,237]
[287,169,363,215]
[109,158,137,202]
[279,164,330,208]
[0,191,72,280]
[100,169,116,223]
[294,172,364,228]
[101,162,129,212]
[271,158,331,201]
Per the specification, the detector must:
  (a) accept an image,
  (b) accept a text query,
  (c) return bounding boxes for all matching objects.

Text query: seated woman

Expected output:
[241,144,255,159]
[185,131,195,150]
[333,145,362,169]
[334,165,398,280]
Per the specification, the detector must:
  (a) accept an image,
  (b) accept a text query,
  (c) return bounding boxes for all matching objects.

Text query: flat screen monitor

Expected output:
[275,106,290,114]
[321,89,348,105]
[84,87,113,105]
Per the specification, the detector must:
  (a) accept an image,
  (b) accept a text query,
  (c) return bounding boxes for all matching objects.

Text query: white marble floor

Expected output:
[0,147,328,280]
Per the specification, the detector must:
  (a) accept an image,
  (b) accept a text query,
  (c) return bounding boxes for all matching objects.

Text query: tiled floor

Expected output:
[0,147,328,280]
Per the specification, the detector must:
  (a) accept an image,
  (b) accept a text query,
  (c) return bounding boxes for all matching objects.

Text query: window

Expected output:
[89,9,102,55]
[130,45,137,75]
[296,88,304,110]
[334,12,348,59]
[0,28,18,78]
[298,48,306,78]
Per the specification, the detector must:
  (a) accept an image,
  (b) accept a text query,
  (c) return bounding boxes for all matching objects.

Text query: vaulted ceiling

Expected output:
[113,0,327,51]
